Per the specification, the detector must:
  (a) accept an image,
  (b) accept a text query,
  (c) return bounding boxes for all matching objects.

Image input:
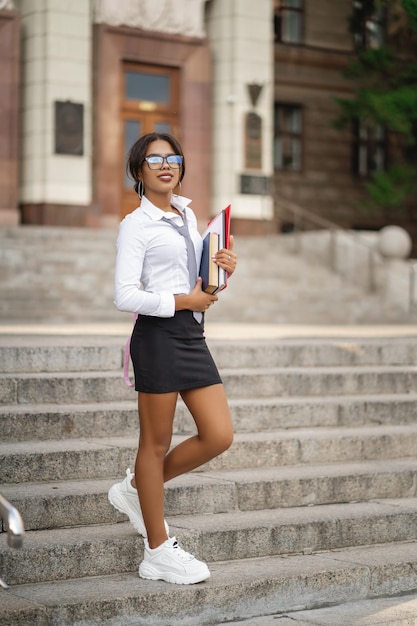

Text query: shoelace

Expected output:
[169,538,194,561]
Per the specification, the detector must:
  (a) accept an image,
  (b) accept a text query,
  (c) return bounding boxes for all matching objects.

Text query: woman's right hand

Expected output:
[175,278,218,312]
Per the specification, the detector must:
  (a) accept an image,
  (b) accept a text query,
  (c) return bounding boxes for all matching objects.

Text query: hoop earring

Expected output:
[138,180,144,199]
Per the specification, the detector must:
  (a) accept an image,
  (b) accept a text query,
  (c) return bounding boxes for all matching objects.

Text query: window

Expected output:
[123,120,141,188]
[353,120,386,176]
[274,104,303,171]
[352,1,385,49]
[274,0,304,44]
[125,72,170,104]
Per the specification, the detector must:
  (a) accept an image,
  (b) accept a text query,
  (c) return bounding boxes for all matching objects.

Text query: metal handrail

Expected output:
[0,493,25,589]
[277,198,379,291]
[278,198,344,232]
[0,494,25,549]
[277,198,378,251]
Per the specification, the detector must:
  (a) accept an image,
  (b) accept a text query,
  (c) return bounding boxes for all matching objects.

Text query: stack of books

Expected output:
[200,205,231,294]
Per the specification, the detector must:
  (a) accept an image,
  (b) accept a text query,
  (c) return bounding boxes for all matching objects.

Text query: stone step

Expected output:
[2,364,417,405]
[0,229,411,324]
[1,392,417,442]
[219,593,417,625]
[1,541,416,625]
[0,293,120,324]
[0,401,138,442]
[1,426,417,484]
[0,224,116,245]
[0,227,117,323]
[3,336,417,373]
[0,337,124,373]
[2,456,417,524]
[2,498,417,586]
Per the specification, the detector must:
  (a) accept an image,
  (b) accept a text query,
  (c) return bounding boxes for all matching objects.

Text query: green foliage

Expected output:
[402,0,417,33]
[335,0,417,214]
[364,164,417,211]
[334,84,417,137]
[343,48,394,79]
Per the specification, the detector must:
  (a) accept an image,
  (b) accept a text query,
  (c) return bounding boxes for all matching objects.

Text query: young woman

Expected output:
[109,132,237,585]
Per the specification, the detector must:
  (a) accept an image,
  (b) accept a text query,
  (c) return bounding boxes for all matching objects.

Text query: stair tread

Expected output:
[4,363,417,378]
[171,496,417,531]
[1,542,417,626]
[2,457,417,496]
[220,593,417,625]
[2,423,417,455]
[1,394,417,445]
[2,391,417,414]
[2,498,417,547]
[0,400,137,414]
[202,457,417,480]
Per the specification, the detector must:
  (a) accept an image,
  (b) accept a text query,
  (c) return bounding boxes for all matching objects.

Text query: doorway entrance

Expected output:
[121,63,180,218]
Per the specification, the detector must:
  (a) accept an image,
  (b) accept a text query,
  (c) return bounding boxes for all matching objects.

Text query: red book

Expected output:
[200,205,231,294]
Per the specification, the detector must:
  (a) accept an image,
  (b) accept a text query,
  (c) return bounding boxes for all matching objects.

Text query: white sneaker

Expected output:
[139,537,210,585]
[108,468,169,538]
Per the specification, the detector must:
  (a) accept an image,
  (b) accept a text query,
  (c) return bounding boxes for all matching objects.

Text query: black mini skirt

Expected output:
[130,310,222,393]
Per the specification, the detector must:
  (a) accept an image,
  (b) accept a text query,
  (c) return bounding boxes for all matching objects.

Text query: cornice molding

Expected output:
[93,0,206,38]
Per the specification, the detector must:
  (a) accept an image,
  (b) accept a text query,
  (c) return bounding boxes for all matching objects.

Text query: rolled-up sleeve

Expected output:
[114,218,175,317]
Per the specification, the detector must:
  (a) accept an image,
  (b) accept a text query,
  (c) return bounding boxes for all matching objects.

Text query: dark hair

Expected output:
[127,132,185,194]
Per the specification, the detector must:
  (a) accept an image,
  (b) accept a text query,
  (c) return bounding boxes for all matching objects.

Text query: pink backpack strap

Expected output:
[123,313,138,387]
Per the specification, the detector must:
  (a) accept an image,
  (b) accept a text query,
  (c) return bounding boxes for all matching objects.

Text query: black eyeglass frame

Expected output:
[144,154,183,170]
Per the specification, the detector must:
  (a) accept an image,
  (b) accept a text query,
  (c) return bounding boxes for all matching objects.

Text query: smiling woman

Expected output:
[109,132,237,586]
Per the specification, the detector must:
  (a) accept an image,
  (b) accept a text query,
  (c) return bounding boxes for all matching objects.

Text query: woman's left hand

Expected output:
[214,235,237,275]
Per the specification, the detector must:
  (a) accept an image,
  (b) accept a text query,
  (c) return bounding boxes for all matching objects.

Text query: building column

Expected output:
[18,0,94,226]
[206,0,275,234]
[0,6,20,225]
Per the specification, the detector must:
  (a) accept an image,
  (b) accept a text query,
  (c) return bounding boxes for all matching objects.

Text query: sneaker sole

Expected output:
[108,484,169,538]
[139,563,210,585]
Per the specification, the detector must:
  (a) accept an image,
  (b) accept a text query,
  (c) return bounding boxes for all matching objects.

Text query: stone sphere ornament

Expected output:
[378,225,412,260]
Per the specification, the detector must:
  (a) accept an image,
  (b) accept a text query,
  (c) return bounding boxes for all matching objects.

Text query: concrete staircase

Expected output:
[0,226,413,324]
[0,227,119,324]
[1,333,417,624]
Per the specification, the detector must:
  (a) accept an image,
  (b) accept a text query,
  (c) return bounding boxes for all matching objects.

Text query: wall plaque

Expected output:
[245,112,262,170]
[55,101,84,155]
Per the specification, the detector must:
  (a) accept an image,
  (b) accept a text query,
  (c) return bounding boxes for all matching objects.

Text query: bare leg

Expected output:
[132,384,233,549]
[133,391,177,549]
[163,384,234,482]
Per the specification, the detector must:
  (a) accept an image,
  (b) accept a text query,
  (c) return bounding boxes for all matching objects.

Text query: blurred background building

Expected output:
[1,0,415,241]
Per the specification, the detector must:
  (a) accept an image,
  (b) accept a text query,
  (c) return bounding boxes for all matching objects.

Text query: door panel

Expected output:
[124,119,141,189]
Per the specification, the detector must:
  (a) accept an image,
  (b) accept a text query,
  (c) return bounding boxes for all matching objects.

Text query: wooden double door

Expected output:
[121,63,180,218]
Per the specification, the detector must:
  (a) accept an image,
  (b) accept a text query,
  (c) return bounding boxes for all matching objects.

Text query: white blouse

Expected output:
[114,194,203,317]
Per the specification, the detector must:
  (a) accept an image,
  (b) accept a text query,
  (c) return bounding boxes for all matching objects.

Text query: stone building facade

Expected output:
[0,0,273,232]
[274,0,360,227]
[0,0,411,239]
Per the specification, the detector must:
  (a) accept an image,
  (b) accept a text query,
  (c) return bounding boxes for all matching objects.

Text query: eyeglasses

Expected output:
[144,154,183,170]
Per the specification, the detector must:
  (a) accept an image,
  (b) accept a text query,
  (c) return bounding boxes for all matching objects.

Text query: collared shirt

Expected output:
[114,194,203,317]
